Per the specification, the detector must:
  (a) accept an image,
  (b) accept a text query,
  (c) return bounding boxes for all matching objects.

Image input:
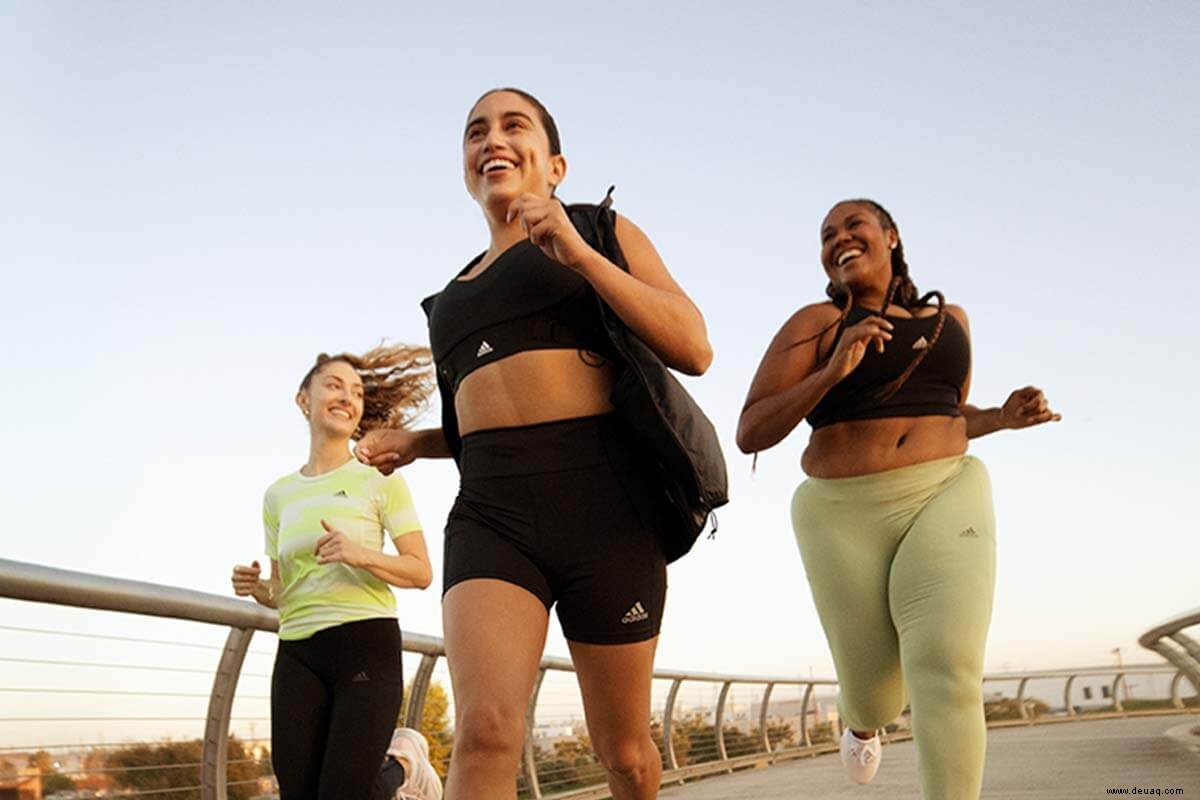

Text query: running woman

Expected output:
[356,88,713,800]
[231,346,444,800]
[736,199,1059,799]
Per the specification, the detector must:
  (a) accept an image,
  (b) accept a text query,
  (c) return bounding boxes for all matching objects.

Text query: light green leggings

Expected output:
[792,455,996,800]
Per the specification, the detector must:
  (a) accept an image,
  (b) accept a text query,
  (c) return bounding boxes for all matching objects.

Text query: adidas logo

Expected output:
[476,340,494,358]
[911,336,929,350]
[351,671,370,683]
[960,527,978,538]
[333,490,348,498]
[621,602,649,624]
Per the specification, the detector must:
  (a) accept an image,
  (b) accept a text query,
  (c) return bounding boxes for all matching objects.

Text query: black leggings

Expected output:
[271,617,403,800]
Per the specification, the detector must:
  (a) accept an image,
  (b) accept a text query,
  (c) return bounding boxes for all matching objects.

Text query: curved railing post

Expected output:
[201,626,254,800]
[1170,670,1186,709]
[1171,631,1200,664]
[758,682,775,753]
[1063,674,1078,718]
[1016,677,1031,722]
[522,667,548,800]
[404,653,438,730]
[715,681,732,765]
[1139,607,1200,694]
[663,677,684,771]
[800,682,814,747]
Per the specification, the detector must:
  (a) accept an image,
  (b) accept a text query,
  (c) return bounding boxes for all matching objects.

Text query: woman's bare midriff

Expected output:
[801,415,968,478]
[455,349,617,435]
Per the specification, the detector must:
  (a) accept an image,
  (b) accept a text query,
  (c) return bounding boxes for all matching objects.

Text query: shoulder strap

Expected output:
[565,186,628,273]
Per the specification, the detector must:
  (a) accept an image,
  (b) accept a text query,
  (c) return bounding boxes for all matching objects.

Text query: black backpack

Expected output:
[564,189,728,562]
[426,189,729,562]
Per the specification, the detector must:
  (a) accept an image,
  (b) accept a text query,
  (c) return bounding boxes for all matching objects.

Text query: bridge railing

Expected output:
[1139,606,1200,702]
[1,558,1195,800]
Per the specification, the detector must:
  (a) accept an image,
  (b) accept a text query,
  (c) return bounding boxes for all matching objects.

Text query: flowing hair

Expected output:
[298,343,434,440]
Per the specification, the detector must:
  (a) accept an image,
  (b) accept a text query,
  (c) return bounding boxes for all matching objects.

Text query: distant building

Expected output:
[0,765,41,800]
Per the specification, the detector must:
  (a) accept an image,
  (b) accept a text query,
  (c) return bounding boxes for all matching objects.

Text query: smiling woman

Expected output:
[737,199,1060,799]
[229,345,444,800]
[355,87,715,800]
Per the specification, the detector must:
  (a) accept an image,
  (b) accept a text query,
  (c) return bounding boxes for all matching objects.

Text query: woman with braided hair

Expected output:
[737,199,1059,798]
[231,345,443,800]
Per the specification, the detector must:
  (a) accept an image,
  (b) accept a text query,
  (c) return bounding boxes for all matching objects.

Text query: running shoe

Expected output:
[387,727,444,800]
[839,726,882,784]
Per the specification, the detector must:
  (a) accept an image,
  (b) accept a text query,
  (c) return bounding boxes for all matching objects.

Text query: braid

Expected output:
[783,284,852,355]
[836,199,947,400]
[875,289,947,401]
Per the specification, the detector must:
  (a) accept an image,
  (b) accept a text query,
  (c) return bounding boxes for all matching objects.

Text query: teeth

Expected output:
[329,408,351,419]
[837,249,863,266]
[481,158,516,174]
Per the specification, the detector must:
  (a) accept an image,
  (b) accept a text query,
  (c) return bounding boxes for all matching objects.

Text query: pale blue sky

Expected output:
[2,1,1198,746]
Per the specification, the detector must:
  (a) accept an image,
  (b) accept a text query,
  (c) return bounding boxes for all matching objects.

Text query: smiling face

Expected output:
[296,359,364,440]
[462,90,566,210]
[820,201,899,295]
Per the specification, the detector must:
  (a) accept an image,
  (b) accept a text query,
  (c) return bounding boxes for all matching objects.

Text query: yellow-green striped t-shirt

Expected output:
[263,458,422,641]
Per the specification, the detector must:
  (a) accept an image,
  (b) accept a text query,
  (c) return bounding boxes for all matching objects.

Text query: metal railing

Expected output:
[1139,606,1200,702]
[1,557,1195,800]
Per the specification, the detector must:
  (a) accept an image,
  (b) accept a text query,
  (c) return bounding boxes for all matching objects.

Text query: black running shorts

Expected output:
[443,414,670,644]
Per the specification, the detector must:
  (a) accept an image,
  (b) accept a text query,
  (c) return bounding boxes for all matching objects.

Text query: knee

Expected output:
[905,647,985,707]
[453,705,524,761]
[594,736,660,781]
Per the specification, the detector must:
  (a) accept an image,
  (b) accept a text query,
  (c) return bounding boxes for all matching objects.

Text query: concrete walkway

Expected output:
[659,715,1200,799]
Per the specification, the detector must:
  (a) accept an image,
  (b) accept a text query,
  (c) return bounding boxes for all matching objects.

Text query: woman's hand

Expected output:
[1000,386,1061,429]
[314,521,371,568]
[356,428,421,475]
[823,316,894,382]
[507,193,593,270]
[231,561,262,597]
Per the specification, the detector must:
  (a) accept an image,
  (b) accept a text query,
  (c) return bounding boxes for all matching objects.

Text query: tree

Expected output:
[26,749,75,793]
[74,748,112,794]
[399,680,453,777]
[525,732,603,794]
[984,695,1050,721]
[107,737,261,800]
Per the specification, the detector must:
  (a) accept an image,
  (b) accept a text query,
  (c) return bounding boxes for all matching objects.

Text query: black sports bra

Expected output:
[421,240,613,392]
[806,304,970,429]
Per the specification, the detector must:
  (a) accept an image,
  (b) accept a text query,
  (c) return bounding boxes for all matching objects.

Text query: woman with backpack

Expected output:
[356,88,718,800]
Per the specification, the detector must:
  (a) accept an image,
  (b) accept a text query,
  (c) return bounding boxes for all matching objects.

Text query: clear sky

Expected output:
[2,1,1198,747]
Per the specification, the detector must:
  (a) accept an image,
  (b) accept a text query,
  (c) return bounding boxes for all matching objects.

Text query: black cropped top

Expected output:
[806,304,970,429]
[421,240,613,392]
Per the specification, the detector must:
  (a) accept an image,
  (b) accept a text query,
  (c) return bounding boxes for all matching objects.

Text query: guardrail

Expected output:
[1139,606,1200,702]
[1,558,1195,800]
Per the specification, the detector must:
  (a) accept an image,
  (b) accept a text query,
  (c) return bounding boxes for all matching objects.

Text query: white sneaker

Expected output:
[387,727,444,800]
[839,726,882,784]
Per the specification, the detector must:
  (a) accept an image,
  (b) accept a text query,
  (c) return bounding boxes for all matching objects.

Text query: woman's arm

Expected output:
[963,392,1061,439]
[356,427,452,475]
[313,521,433,590]
[737,304,893,453]
[574,215,712,375]
[947,306,1060,439]
[231,560,282,609]
[506,195,712,374]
